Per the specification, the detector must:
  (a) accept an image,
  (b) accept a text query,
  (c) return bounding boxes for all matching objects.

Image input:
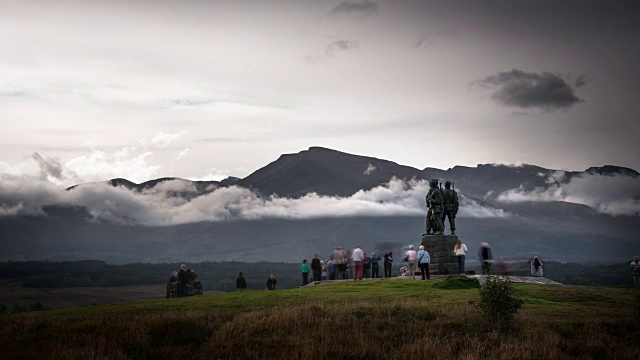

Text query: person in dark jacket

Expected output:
[384,252,393,278]
[186,268,198,281]
[267,273,277,290]
[177,264,190,297]
[236,272,247,291]
[311,254,322,282]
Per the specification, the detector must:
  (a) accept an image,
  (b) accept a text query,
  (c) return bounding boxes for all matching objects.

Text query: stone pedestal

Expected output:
[421,235,459,275]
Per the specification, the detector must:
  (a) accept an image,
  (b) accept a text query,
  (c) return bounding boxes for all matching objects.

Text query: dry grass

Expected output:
[1,280,638,359]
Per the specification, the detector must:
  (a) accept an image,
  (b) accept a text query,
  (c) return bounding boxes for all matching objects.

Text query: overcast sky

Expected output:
[1,0,639,186]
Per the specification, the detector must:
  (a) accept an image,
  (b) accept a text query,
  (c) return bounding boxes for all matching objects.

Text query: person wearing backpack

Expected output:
[417,245,431,280]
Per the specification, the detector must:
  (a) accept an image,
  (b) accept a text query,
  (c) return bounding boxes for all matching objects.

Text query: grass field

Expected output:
[1,278,639,359]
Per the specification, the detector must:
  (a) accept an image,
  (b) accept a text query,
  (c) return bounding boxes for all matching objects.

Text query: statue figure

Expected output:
[423,179,444,236]
[441,181,459,235]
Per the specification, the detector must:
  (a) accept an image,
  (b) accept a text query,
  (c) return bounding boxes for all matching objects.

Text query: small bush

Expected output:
[470,276,523,325]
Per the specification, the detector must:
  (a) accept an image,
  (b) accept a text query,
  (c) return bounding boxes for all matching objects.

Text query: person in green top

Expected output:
[301,259,310,285]
[370,252,382,278]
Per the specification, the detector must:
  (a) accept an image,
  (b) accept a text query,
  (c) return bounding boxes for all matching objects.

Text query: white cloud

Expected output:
[66,148,160,184]
[497,172,640,216]
[0,177,508,225]
[173,148,189,163]
[142,131,187,148]
[363,163,376,175]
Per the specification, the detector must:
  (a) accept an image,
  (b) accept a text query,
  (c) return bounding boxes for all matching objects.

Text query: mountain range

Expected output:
[1,146,638,265]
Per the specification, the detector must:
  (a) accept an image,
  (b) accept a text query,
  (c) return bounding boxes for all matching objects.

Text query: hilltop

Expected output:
[0,279,638,359]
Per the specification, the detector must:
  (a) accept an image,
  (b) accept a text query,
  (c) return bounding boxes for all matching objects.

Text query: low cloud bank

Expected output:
[497,172,640,216]
[0,177,507,225]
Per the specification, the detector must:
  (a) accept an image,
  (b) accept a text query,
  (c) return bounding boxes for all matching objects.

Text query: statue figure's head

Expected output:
[429,179,439,188]
[445,180,452,189]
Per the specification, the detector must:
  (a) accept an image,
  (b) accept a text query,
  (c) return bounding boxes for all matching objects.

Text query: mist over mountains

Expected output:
[1,147,638,264]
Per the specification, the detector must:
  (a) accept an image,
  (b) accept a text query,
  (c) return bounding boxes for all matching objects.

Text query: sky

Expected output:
[1,0,639,187]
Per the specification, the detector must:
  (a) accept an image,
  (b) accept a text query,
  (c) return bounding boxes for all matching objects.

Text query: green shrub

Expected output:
[470,276,523,325]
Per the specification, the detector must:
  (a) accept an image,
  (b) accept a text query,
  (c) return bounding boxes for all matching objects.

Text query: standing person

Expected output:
[363,253,372,278]
[478,242,493,275]
[330,246,345,280]
[177,264,190,297]
[327,260,334,280]
[404,245,418,280]
[384,252,394,278]
[531,256,544,277]
[453,239,468,275]
[267,274,277,290]
[417,245,431,280]
[352,244,364,280]
[631,256,640,288]
[236,272,247,291]
[301,259,310,285]
[321,260,327,280]
[311,254,322,282]
[370,253,381,278]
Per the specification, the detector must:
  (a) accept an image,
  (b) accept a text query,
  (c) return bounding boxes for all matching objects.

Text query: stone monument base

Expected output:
[421,234,462,275]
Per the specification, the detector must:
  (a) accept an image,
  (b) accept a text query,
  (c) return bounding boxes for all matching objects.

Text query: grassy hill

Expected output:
[1,279,639,359]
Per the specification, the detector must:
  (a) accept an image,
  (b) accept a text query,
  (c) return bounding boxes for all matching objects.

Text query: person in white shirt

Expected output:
[352,244,365,281]
[453,239,468,275]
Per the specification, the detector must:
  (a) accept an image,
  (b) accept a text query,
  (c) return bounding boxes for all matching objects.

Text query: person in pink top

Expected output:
[352,244,364,280]
[404,245,418,280]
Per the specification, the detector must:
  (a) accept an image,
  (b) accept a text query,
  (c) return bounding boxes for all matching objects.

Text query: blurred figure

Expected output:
[631,256,640,288]
[301,259,310,285]
[370,252,382,278]
[267,274,277,290]
[311,254,322,282]
[321,260,327,280]
[168,271,178,283]
[478,242,493,274]
[177,264,190,297]
[352,244,364,280]
[417,245,430,280]
[531,256,543,277]
[497,257,511,275]
[400,265,408,277]
[236,271,247,291]
[330,246,346,280]
[384,252,393,278]
[453,239,468,275]
[404,245,417,280]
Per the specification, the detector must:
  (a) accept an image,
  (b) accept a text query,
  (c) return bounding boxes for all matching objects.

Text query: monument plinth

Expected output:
[421,235,459,275]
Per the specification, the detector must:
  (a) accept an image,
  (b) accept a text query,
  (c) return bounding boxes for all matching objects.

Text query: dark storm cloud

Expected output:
[473,69,584,111]
[325,40,359,57]
[329,1,378,18]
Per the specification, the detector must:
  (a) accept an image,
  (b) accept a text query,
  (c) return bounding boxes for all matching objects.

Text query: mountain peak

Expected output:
[585,165,639,177]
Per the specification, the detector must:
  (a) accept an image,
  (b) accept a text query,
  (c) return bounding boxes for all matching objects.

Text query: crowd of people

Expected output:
[168,264,198,297]
[173,242,629,295]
